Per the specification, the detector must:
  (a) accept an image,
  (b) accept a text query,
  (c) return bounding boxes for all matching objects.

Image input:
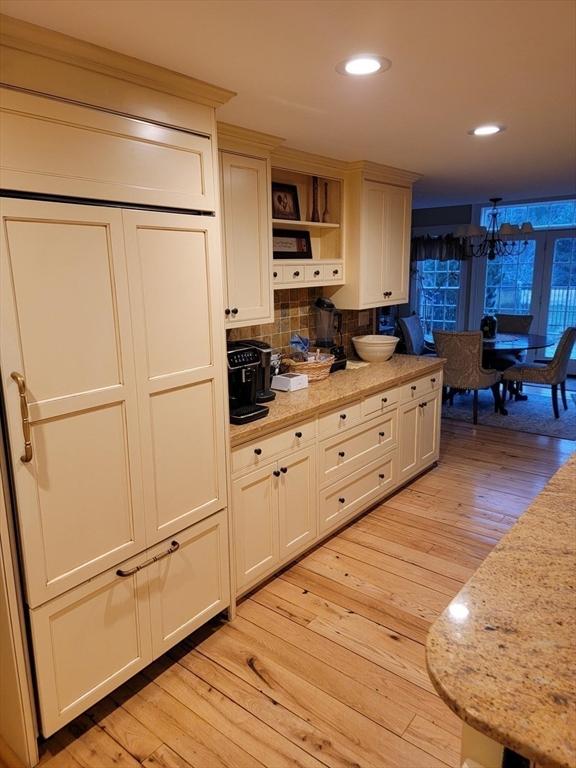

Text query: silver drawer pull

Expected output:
[117,540,179,577]
[11,372,32,463]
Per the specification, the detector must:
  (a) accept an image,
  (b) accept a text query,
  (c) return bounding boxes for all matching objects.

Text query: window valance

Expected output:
[411,234,469,262]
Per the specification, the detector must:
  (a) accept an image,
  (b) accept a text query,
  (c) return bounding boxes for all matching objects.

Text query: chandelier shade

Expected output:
[455,198,535,260]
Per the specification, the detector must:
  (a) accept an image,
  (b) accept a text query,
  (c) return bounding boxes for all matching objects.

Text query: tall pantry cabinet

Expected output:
[0,15,234,750]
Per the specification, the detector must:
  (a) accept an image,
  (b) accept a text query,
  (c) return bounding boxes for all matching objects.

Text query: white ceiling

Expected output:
[1,0,575,207]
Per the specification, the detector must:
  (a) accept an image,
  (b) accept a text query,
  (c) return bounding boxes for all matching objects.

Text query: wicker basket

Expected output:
[286,354,334,382]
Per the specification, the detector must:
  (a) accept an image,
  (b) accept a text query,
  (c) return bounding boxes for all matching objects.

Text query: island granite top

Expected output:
[228,354,444,447]
[426,453,576,768]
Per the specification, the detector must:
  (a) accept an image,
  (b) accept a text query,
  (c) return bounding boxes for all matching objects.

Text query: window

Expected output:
[483,242,536,316]
[547,237,576,359]
[415,259,461,332]
[480,199,576,230]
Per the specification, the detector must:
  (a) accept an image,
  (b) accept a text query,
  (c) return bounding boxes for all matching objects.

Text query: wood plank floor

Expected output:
[32,420,574,768]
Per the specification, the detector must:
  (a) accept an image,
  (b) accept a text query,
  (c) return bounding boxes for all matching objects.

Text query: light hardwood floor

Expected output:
[25,421,575,768]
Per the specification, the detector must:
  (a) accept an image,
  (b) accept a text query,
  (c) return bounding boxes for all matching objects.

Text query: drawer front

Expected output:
[148,511,230,657]
[399,372,442,403]
[317,401,362,439]
[30,551,152,737]
[282,265,305,284]
[305,265,324,282]
[319,453,396,533]
[1,89,215,211]
[232,420,316,475]
[319,411,397,487]
[323,263,343,281]
[362,387,400,419]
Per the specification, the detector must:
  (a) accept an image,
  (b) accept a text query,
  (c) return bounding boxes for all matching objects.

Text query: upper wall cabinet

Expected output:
[328,163,420,310]
[218,123,283,328]
[0,89,216,211]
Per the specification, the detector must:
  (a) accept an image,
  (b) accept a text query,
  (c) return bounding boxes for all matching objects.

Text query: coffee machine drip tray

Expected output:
[229,403,270,425]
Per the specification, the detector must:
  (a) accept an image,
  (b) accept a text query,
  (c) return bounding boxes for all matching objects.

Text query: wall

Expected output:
[227,287,373,359]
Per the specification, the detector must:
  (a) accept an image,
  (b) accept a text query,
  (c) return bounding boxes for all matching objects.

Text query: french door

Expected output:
[469,229,576,374]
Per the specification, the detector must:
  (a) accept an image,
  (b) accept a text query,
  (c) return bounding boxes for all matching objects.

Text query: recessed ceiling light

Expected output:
[336,55,391,76]
[469,124,506,136]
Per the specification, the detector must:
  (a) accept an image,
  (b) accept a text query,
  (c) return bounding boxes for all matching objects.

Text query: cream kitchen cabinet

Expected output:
[329,163,419,310]
[232,446,316,593]
[398,389,441,484]
[219,150,274,327]
[0,200,228,607]
[30,512,229,737]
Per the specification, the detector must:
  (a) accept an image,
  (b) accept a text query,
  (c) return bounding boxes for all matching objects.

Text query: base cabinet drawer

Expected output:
[148,512,230,657]
[30,511,229,737]
[232,420,315,474]
[319,453,396,534]
[318,409,397,487]
[30,554,153,737]
[318,401,363,439]
[362,387,399,418]
[399,372,442,403]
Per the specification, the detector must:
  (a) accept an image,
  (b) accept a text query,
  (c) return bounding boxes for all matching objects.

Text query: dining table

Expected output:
[425,331,558,355]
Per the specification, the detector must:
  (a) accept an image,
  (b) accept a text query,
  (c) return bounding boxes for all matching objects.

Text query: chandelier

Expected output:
[456,197,534,260]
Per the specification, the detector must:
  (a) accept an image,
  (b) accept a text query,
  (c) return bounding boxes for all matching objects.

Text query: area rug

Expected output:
[442,386,576,440]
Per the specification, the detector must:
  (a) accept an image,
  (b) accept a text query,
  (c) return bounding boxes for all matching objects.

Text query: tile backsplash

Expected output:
[227,288,374,359]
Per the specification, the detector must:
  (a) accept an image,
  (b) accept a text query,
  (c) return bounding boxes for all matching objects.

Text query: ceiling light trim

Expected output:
[336,55,391,76]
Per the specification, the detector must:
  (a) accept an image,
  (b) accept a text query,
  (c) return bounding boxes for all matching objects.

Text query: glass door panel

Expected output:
[540,232,576,371]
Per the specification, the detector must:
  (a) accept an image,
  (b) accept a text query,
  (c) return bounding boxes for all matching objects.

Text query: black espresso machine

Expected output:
[226,341,271,424]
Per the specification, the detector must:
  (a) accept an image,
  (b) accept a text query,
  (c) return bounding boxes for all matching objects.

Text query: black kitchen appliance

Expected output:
[226,342,269,424]
[313,297,347,372]
[236,339,276,403]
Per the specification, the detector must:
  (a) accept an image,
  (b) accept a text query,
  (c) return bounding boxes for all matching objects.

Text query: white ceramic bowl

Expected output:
[352,335,400,362]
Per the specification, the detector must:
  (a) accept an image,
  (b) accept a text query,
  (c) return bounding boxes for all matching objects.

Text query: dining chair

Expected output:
[433,330,504,424]
[502,327,576,418]
[398,315,435,356]
[489,313,534,399]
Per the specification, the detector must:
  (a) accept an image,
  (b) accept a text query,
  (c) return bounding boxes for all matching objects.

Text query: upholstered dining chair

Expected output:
[502,326,576,418]
[398,315,435,356]
[489,313,534,399]
[433,330,504,425]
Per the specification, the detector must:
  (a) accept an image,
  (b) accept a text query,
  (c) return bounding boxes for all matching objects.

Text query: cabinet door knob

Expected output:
[382,397,388,403]
[231,307,239,315]
[379,473,385,480]
[339,413,347,420]
[379,431,385,437]
[273,470,281,477]
[339,497,346,504]
[411,385,417,391]
[224,308,231,316]
[280,466,288,474]
[295,431,303,438]
[314,270,320,276]
[423,401,428,407]
[293,271,300,277]
[254,448,262,455]
[338,451,346,458]
[333,269,339,275]
[273,271,278,278]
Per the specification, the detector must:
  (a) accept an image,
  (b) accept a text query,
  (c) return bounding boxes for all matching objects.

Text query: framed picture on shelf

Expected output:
[273,229,312,259]
[272,182,300,220]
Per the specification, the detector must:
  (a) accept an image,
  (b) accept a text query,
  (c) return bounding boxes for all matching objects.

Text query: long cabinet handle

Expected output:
[116,540,179,577]
[10,372,32,463]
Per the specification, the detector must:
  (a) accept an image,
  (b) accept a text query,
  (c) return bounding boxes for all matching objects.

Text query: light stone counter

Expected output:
[229,354,444,447]
[427,454,576,768]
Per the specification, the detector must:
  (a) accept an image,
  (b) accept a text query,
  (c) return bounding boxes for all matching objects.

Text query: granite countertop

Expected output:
[229,355,444,447]
[426,454,576,768]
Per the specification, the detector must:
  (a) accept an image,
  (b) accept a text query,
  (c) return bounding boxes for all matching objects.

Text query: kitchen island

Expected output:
[426,453,576,768]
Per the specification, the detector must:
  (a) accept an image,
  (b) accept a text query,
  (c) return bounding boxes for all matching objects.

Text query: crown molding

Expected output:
[270,146,349,178]
[0,14,236,108]
[347,160,422,186]
[217,122,284,155]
